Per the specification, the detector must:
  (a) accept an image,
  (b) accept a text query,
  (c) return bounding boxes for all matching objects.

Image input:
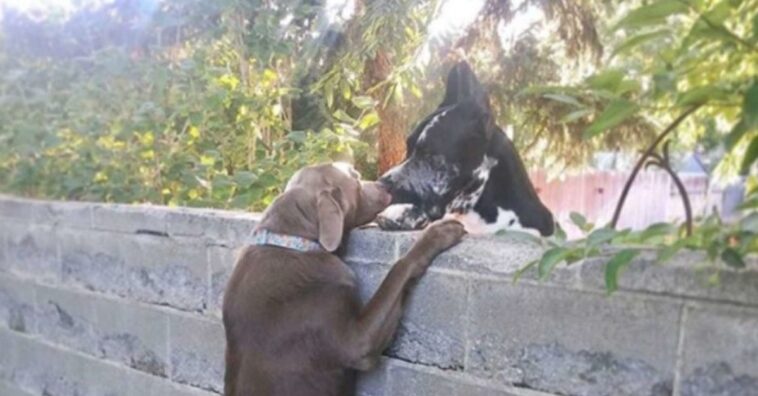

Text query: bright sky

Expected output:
[0,0,76,12]
[1,0,548,62]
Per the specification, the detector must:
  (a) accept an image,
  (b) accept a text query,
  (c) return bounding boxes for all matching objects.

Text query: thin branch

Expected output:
[610,105,703,231]
[677,0,757,52]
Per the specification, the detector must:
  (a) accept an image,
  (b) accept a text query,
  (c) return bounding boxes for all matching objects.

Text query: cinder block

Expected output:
[168,312,225,393]
[128,364,220,396]
[208,246,239,318]
[581,251,758,308]
[48,200,94,229]
[0,274,37,333]
[35,284,99,356]
[0,327,131,396]
[679,305,758,396]
[391,271,468,370]
[0,227,6,274]
[348,261,392,304]
[397,234,548,280]
[349,261,468,370]
[166,208,259,245]
[4,325,216,396]
[343,228,402,264]
[0,380,34,396]
[0,195,95,229]
[3,222,60,283]
[92,203,171,234]
[35,283,171,378]
[389,362,519,396]
[0,196,57,224]
[60,230,209,311]
[130,235,209,311]
[467,280,681,396]
[0,324,17,381]
[93,295,170,378]
[59,229,131,297]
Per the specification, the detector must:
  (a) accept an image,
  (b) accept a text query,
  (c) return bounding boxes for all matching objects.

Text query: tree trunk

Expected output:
[364,50,406,176]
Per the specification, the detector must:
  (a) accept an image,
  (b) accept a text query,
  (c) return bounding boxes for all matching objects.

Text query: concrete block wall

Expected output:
[0,195,756,396]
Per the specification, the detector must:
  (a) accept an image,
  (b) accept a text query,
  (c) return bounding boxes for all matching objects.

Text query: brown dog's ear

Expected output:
[316,188,345,251]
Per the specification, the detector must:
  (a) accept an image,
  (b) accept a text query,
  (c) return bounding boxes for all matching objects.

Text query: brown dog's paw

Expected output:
[422,219,466,251]
[406,219,466,268]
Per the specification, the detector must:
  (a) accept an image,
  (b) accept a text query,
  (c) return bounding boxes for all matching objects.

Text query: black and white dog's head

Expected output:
[377,61,554,236]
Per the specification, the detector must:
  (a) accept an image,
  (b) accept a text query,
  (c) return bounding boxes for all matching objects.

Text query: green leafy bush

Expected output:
[513,0,758,291]
[0,2,374,211]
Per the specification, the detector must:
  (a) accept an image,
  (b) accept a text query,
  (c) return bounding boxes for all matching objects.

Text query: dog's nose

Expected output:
[374,182,393,206]
[426,205,443,220]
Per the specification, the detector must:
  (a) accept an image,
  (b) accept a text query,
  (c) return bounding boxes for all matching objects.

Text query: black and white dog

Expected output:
[377,61,554,236]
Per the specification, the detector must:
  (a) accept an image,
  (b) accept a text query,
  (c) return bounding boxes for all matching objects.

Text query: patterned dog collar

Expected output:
[248,229,324,253]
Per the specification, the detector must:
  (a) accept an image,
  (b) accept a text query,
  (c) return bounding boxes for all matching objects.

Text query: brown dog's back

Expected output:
[223,246,361,396]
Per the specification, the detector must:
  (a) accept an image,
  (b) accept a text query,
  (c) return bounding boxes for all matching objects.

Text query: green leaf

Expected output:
[605,249,640,293]
[744,83,758,128]
[333,109,355,123]
[703,0,738,24]
[287,131,307,143]
[232,171,258,187]
[358,112,380,129]
[612,29,670,57]
[538,247,570,280]
[753,14,758,40]
[740,212,758,233]
[352,96,375,109]
[738,197,758,211]
[325,88,334,108]
[707,240,722,261]
[653,71,677,95]
[721,247,746,268]
[586,70,624,92]
[587,227,619,247]
[725,119,750,150]
[513,260,538,283]
[616,80,642,95]
[570,212,588,229]
[740,136,758,175]
[543,93,583,107]
[613,0,690,31]
[676,85,730,106]
[561,109,593,123]
[637,222,676,242]
[553,223,568,243]
[657,238,688,263]
[583,100,639,139]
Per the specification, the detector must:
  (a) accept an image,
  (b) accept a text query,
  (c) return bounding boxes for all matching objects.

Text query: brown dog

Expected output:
[222,163,465,396]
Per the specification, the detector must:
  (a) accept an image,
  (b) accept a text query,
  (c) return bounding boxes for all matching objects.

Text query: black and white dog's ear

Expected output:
[439,61,490,110]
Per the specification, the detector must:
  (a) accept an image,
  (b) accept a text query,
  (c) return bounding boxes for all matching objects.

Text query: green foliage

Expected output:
[512,201,758,293]
[0,1,378,210]
[513,0,758,292]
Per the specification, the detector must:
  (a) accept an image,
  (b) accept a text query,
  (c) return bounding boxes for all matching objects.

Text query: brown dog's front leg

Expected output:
[345,219,465,370]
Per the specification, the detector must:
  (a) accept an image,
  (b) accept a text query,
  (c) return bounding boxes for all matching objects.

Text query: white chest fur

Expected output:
[444,207,540,236]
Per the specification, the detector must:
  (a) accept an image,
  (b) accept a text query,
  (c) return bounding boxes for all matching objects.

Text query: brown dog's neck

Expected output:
[256,189,320,243]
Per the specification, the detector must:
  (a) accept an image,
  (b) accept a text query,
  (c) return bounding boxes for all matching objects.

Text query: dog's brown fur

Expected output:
[222,163,464,396]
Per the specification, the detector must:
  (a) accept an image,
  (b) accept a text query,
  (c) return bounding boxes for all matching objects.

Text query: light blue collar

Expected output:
[248,229,324,253]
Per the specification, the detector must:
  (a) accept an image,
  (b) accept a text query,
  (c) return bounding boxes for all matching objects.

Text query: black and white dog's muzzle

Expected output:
[376,156,499,233]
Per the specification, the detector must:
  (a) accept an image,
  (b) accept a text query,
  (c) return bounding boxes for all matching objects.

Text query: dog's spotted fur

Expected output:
[377,61,554,236]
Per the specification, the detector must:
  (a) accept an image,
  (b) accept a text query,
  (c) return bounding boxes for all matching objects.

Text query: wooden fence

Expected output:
[529,170,722,237]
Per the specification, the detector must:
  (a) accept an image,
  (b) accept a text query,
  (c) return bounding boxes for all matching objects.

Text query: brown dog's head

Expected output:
[258,162,392,252]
